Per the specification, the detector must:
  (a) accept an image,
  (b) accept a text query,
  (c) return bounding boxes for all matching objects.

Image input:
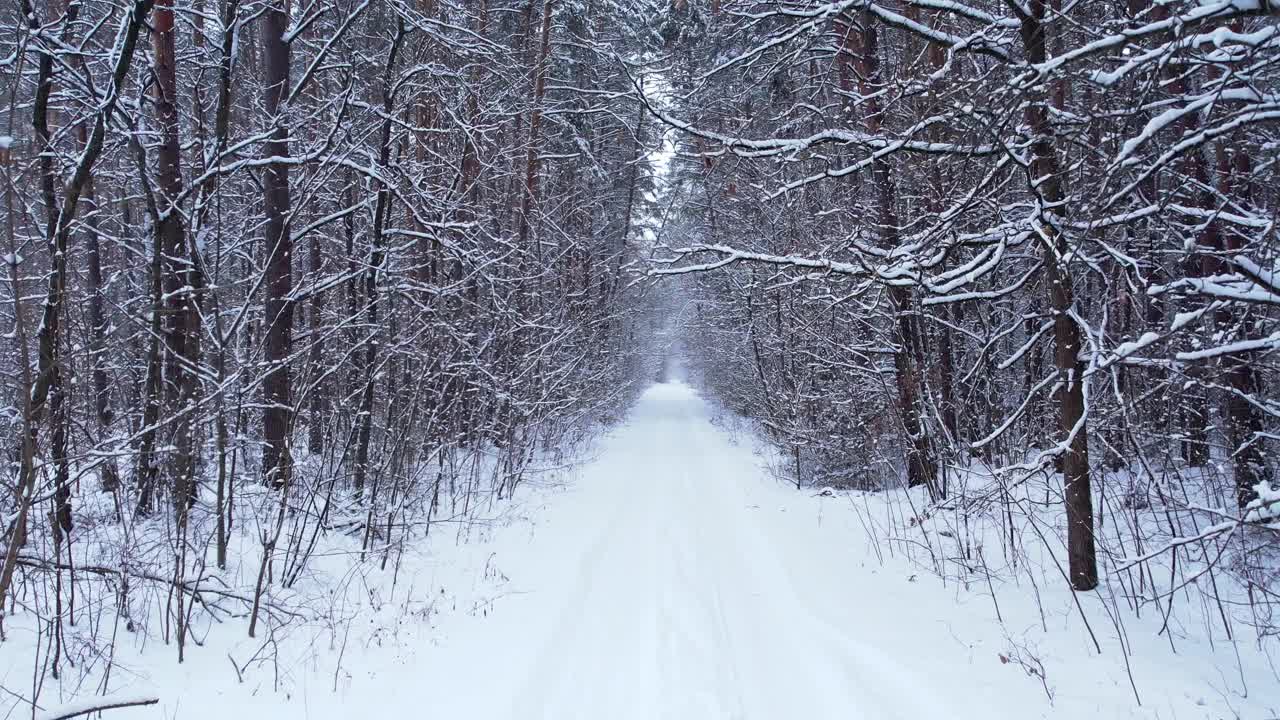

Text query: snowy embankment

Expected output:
[6,381,1277,719]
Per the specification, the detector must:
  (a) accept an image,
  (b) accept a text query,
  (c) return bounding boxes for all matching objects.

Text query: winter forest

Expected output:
[2,0,1279,717]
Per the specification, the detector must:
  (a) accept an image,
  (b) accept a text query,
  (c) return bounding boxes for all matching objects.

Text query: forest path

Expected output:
[418,381,989,719]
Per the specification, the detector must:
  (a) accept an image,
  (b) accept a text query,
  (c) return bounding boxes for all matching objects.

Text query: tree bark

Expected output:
[517,0,554,248]
[846,13,938,495]
[353,21,406,498]
[261,0,295,490]
[1221,145,1266,508]
[1020,0,1097,591]
[154,0,202,515]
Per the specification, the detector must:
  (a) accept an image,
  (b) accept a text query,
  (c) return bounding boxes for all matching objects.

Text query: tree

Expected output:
[260,0,295,491]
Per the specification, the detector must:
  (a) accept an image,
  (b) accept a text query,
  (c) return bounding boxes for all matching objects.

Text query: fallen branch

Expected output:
[37,694,159,720]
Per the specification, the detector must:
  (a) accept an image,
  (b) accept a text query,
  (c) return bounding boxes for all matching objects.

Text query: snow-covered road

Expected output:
[421,381,970,719]
[76,380,1273,720]
[511,382,934,717]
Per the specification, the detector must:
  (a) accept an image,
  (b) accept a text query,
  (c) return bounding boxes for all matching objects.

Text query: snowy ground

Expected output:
[9,381,1277,719]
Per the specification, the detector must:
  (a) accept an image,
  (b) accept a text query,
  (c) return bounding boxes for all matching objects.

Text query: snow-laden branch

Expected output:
[650,244,867,278]
[1041,0,1280,80]
[1151,270,1280,308]
[36,695,159,720]
[625,62,996,164]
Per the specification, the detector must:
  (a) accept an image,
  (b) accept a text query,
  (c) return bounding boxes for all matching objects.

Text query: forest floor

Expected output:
[9,380,1277,719]
[408,380,1277,720]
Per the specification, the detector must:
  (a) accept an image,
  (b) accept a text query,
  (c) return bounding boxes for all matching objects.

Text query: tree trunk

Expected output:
[847,13,938,495]
[1020,0,1098,591]
[77,122,119,495]
[1221,145,1267,508]
[2,0,154,615]
[517,0,554,248]
[154,0,202,515]
[354,21,406,498]
[261,0,295,490]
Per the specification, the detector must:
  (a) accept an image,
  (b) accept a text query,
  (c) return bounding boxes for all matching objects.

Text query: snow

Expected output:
[1246,481,1280,524]
[1116,88,1276,167]
[7,382,1277,719]
[1109,331,1161,361]
[426,381,959,719]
